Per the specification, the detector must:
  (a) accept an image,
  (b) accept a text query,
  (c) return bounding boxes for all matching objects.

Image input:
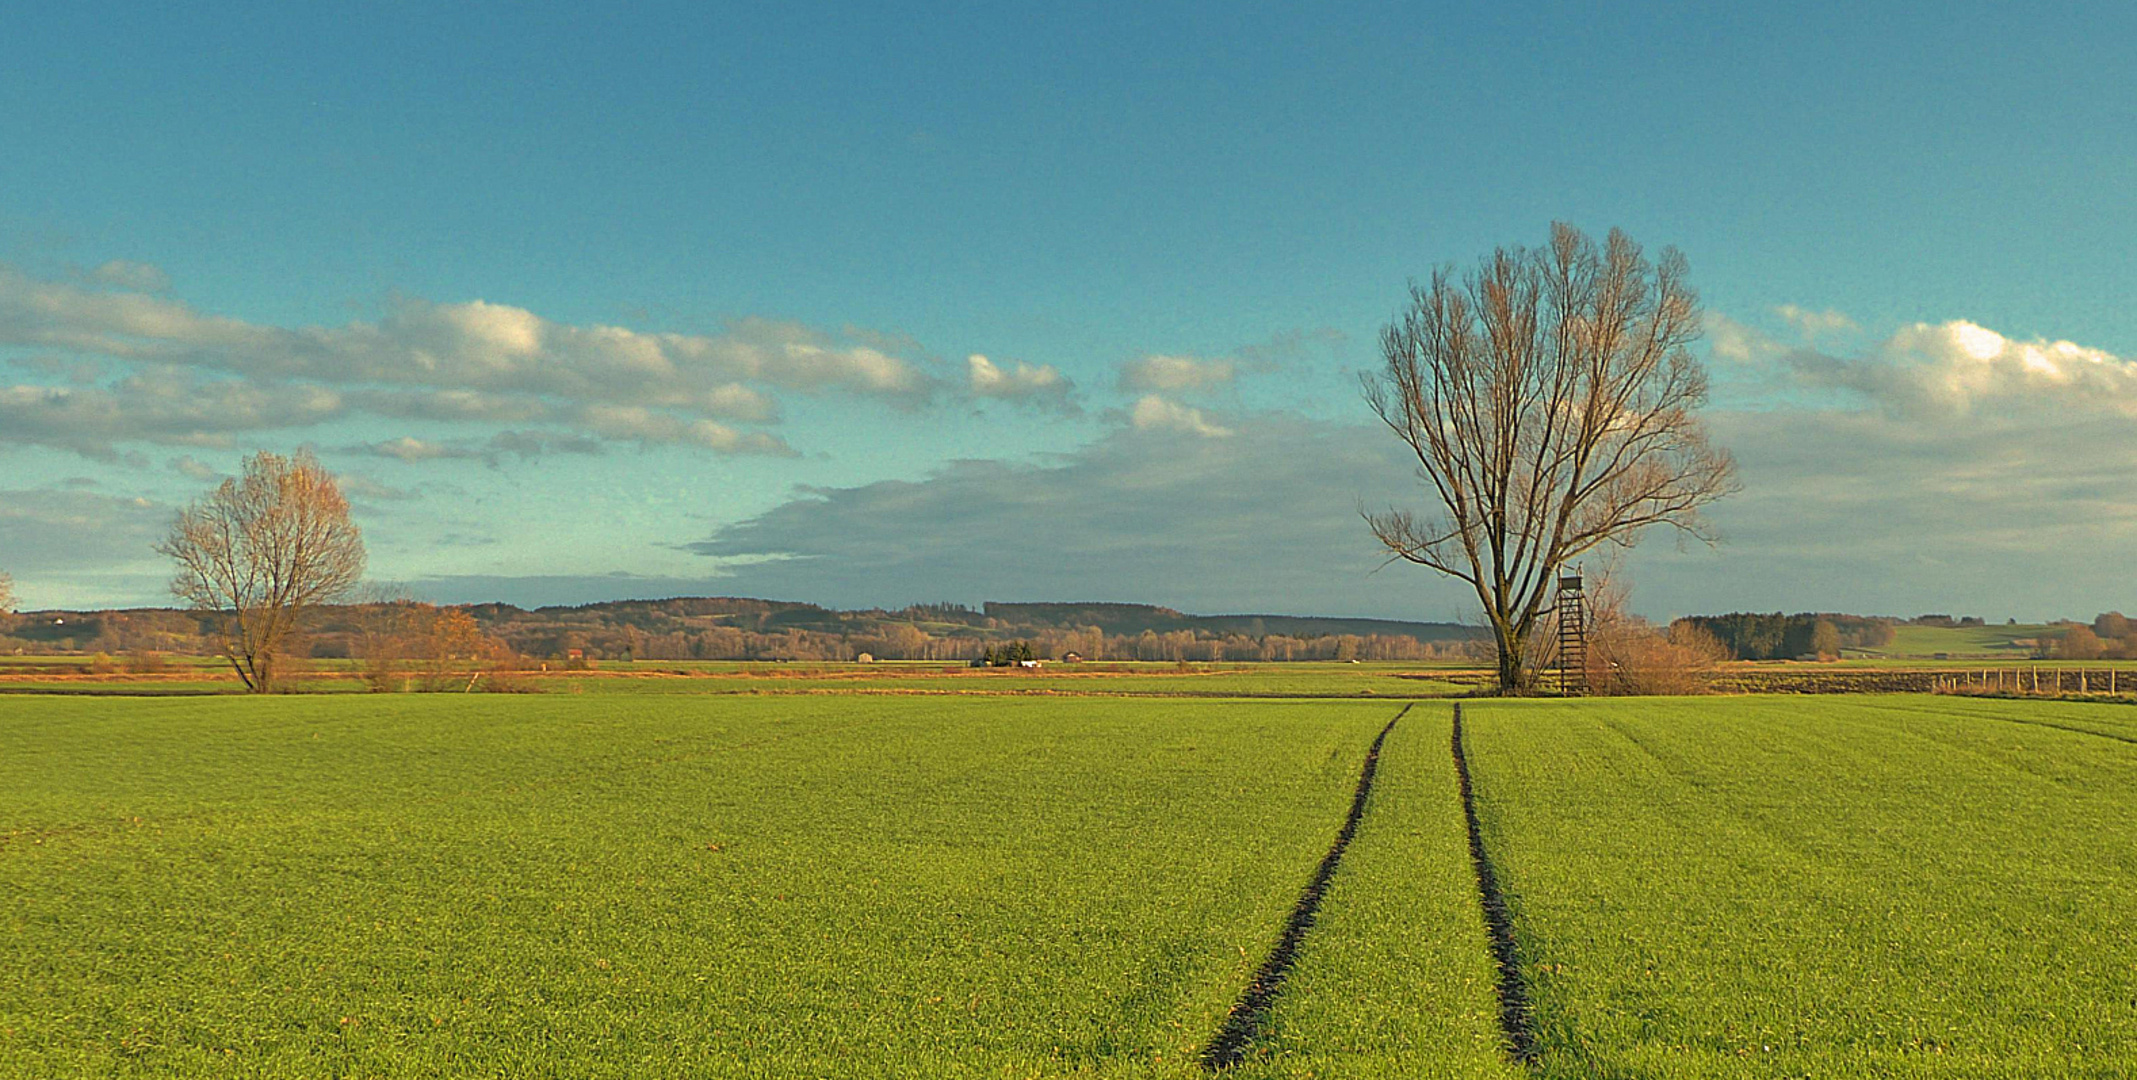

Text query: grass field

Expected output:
[1228,712,1519,1080]
[1462,695,2137,1078]
[6,690,2135,1077]
[1,694,1505,1077]
[1871,623,2055,659]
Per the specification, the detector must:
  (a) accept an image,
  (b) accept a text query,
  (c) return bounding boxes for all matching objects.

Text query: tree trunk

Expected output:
[1493,622,1529,695]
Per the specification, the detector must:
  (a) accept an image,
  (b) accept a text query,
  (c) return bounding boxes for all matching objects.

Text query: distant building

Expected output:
[1061,652,1084,663]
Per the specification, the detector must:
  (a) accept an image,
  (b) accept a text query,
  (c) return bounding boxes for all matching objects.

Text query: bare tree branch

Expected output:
[157,450,366,692]
[1364,223,1738,692]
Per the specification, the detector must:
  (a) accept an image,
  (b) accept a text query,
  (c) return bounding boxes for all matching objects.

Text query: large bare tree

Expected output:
[159,450,366,692]
[1364,223,1737,693]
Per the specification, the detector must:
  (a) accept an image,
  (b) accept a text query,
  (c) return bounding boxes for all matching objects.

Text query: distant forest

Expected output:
[1671,612,1900,660]
[0,598,1477,663]
[11,600,2130,664]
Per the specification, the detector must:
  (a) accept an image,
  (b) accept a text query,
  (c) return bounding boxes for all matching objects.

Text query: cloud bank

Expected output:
[672,310,2137,621]
[0,264,963,459]
[1719,313,2137,421]
[686,414,1451,616]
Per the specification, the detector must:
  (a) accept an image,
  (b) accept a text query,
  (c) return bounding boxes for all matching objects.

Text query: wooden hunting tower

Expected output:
[1554,573,1588,696]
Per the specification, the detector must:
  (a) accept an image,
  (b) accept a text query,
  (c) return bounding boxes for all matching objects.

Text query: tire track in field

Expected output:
[1200,705,1407,1070]
[1452,703,1536,1062]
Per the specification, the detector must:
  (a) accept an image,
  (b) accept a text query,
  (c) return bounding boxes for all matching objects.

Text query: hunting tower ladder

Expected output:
[1555,573,1588,696]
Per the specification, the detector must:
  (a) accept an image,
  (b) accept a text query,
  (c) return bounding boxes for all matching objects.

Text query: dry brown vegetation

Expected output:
[2045,614,2137,660]
[355,602,530,693]
[1526,567,1727,695]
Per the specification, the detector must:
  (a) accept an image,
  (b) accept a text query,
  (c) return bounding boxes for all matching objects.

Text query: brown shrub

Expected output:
[353,601,529,692]
[2054,625,2105,660]
[1587,618,1727,696]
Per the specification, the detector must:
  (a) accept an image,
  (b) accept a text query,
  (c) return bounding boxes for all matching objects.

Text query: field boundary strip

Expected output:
[1200,704,1409,1070]
[1452,702,1536,1062]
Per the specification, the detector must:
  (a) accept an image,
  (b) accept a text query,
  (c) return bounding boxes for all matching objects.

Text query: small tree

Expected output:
[416,607,490,691]
[1809,620,1842,660]
[1366,225,1737,692]
[159,450,366,692]
[2095,612,2132,642]
[2055,625,2105,661]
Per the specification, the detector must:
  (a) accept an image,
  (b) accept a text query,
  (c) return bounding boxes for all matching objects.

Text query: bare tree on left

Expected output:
[159,450,366,692]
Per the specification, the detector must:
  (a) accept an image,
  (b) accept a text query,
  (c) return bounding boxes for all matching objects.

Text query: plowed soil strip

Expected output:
[1452,703,1535,1061]
[1201,705,1407,1070]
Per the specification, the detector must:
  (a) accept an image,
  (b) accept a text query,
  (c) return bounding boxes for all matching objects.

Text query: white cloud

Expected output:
[1742,316,2137,420]
[574,406,795,456]
[87,260,172,293]
[1870,320,2137,417]
[966,354,1074,408]
[1704,312,1765,364]
[349,430,612,465]
[0,264,949,459]
[1118,353,1237,393]
[0,372,347,460]
[0,271,936,408]
[482,430,607,459]
[363,436,474,463]
[1128,394,1233,438]
[167,455,220,480]
[339,475,419,503]
[1774,304,1857,339]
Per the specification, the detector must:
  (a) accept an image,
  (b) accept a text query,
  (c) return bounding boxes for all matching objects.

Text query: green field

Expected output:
[5,690,2134,1077]
[0,659,1474,699]
[1,694,1504,1077]
[1871,623,2056,659]
[1463,696,2137,1077]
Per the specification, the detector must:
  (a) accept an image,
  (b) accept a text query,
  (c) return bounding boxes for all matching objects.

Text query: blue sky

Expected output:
[3,2,2134,621]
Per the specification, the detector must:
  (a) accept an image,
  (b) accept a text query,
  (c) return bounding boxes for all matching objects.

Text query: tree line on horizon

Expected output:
[0,599,1470,669]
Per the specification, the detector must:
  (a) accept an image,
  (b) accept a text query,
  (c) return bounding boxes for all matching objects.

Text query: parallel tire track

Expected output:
[1452,703,1536,1062]
[1201,704,1408,1070]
